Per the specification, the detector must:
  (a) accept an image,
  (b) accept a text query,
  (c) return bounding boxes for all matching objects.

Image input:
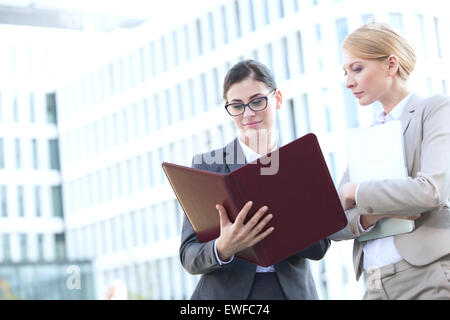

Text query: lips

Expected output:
[353,91,363,98]
[243,120,262,128]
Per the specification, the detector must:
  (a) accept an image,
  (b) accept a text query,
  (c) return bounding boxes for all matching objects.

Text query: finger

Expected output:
[216,204,231,228]
[248,226,275,247]
[248,213,273,237]
[235,201,253,226]
[245,205,269,230]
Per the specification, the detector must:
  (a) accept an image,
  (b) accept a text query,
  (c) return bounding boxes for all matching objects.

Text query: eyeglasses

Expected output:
[224,90,276,116]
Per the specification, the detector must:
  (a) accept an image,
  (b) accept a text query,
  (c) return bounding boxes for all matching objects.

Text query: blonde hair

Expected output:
[342,22,416,80]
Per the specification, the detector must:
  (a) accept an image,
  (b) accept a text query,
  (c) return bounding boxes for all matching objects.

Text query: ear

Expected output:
[386,55,399,77]
[275,90,282,110]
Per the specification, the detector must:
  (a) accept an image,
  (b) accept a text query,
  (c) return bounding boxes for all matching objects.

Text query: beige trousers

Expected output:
[363,255,450,300]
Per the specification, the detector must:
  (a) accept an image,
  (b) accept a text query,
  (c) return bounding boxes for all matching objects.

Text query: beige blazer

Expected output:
[330,93,450,280]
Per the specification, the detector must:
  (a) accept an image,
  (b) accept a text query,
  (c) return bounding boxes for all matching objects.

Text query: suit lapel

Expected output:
[400,93,423,174]
[223,137,247,173]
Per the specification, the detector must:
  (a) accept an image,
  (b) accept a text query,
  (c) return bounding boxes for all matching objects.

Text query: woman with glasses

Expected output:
[179,59,330,300]
[331,22,450,299]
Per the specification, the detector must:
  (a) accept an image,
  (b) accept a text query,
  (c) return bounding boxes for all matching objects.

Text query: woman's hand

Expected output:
[341,182,359,210]
[360,213,422,230]
[215,201,274,262]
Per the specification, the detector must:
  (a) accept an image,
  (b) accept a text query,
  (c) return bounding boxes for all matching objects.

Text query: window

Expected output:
[46,93,57,124]
[172,31,180,67]
[1,186,7,217]
[183,25,192,62]
[234,0,242,38]
[49,139,60,170]
[108,63,116,95]
[13,96,19,122]
[335,18,349,63]
[287,99,297,138]
[35,186,41,217]
[207,12,216,50]
[342,84,359,129]
[296,31,305,74]
[18,186,25,217]
[262,0,270,25]
[434,17,442,59]
[0,138,4,168]
[20,233,27,260]
[248,0,256,32]
[15,138,21,169]
[278,0,285,18]
[37,234,44,260]
[55,233,66,260]
[52,186,64,217]
[281,37,290,79]
[388,13,404,33]
[2,234,11,261]
[161,36,168,72]
[32,138,38,169]
[220,5,229,44]
[29,93,36,122]
[195,19,203,55]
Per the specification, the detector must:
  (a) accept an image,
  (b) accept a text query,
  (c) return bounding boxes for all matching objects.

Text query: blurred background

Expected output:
[0,0,449,300]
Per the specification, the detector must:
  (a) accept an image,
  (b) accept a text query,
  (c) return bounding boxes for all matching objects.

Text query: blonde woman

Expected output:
[331,22,450,299]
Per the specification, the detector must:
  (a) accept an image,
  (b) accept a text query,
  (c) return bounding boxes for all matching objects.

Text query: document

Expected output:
[345,120,414,242]
[162,133,347,266]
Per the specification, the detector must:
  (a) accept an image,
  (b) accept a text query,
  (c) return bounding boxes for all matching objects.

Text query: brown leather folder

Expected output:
[162,133,347,266]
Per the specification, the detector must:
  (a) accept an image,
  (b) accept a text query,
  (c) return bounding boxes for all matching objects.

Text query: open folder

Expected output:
[162,133,347,267]
[345,120,414,242]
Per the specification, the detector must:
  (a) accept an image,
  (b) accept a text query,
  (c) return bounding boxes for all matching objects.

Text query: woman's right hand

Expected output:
[360,213,421,230]
[215,201,274,262]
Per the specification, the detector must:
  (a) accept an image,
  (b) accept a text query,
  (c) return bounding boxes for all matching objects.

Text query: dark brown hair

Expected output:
[222,60,277,100]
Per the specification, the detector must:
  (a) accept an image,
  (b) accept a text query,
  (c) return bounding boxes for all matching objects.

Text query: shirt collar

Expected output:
[374,92,413,124]
[237,137,278,163]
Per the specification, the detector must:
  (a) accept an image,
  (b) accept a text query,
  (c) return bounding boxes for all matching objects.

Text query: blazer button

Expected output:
[367,207,374,213]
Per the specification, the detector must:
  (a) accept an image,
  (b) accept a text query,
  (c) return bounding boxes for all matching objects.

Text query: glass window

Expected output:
[342,84,359,129]
[1,186,7,217]
[2,234,11,261]
[52,185,64,217]
[172,31,180,67]
[138,47,147,83]
[279,0,285,18]
[434,17,442,59]
[13,96,19,122]
[35,186,41,217]
[165,89,173,126]
[46,92,57,124]
[262,0,270,25]
[281,37,290,79]
[335,18,349,64]
[32,138,38,169]
[118,57,126,92]
[233,0,242,38]
[18,186,25,217]
[37,234,44,260]
[296,31,305,74]
[29,93,36,122]
[55,233,66,260]
[0,138,4,168]
[154,94,162,130]
[182,25,192,62]
[49,139,60,170]
[207,12,216,50]
[0,92,2,122]
[176,84,185,121]
[20,233,27,260]
[287,99,297,138]
[15,138,21,169]
[195,19,203,56]
[220,5,229,44]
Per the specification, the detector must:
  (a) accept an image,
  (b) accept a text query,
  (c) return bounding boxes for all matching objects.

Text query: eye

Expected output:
[250,98,264,106]
[353,67,362,73]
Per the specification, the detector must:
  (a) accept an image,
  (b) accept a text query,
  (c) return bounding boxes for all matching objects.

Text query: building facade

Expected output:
[1,0,449,299]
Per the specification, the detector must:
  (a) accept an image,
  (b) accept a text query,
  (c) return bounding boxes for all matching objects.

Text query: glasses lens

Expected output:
[227,104,245,115]
[249,97,267,111]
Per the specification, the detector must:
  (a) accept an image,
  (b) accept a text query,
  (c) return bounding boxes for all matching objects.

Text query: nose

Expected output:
[345,75,356,89]
[242,104,256,117]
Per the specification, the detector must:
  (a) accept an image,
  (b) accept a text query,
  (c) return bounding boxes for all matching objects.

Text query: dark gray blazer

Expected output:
[179,138,331,300]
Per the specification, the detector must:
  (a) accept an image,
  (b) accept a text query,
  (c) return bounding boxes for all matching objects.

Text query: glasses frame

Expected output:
[224,89,276,116]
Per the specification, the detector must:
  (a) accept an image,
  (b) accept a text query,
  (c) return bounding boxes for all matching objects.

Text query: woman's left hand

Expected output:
[341,182,359,210]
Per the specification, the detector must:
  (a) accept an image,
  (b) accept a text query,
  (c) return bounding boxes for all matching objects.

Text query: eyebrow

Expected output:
[343,61,364,70]
[230,93,265,103]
